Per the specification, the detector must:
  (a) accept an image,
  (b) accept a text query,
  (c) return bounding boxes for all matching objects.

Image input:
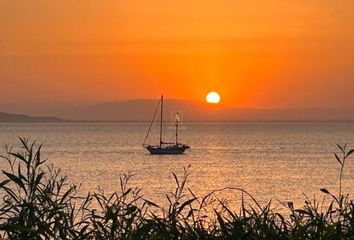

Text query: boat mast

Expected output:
[160,95,163,147]
[175,112,179,145]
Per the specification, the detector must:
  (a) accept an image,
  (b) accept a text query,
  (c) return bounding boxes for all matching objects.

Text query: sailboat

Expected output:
[143,95,190,154]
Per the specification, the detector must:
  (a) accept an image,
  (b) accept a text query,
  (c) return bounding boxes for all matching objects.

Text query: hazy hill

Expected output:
[0,111,67,123]
[80,100,354,122]
[1,100,354,122]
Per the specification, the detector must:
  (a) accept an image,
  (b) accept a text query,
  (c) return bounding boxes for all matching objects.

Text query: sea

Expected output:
[1,122,354,210]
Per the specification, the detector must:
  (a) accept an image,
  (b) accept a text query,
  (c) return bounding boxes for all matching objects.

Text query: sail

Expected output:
[175,112,180,122]
[143,97,161,146]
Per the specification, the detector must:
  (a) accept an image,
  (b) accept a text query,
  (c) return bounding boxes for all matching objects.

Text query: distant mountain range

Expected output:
[0,111,67,123]
[1,99,354,122]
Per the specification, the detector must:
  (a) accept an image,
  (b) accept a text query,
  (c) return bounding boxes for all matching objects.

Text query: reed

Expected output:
[0,138,353,239]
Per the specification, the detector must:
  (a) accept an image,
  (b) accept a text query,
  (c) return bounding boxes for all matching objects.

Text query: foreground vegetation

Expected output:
[0,139,353,239]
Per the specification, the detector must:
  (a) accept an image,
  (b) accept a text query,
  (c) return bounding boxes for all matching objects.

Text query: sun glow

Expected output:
[206,91,221,104]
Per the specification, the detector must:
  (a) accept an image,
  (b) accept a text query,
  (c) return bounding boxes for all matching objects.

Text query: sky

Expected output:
[0,0,353,108]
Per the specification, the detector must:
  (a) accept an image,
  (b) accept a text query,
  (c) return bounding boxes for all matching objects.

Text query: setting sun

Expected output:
[206,91,221,104]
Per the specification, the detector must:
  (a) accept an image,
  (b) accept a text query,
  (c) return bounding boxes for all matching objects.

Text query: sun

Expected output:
[206,91,221,104]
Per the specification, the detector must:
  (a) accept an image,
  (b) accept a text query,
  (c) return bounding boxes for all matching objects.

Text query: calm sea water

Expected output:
[1,122,354,208]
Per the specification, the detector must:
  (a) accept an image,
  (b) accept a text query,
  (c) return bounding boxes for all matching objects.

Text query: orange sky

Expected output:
[0,0,353,108]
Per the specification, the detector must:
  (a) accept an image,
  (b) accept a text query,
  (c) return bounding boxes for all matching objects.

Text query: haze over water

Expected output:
[1,122,354,209]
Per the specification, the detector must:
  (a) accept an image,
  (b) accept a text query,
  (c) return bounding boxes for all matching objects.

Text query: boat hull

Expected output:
[146,144,190,155]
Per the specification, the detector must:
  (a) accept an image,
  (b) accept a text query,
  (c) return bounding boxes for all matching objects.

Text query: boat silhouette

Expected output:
[143,95,190,154]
